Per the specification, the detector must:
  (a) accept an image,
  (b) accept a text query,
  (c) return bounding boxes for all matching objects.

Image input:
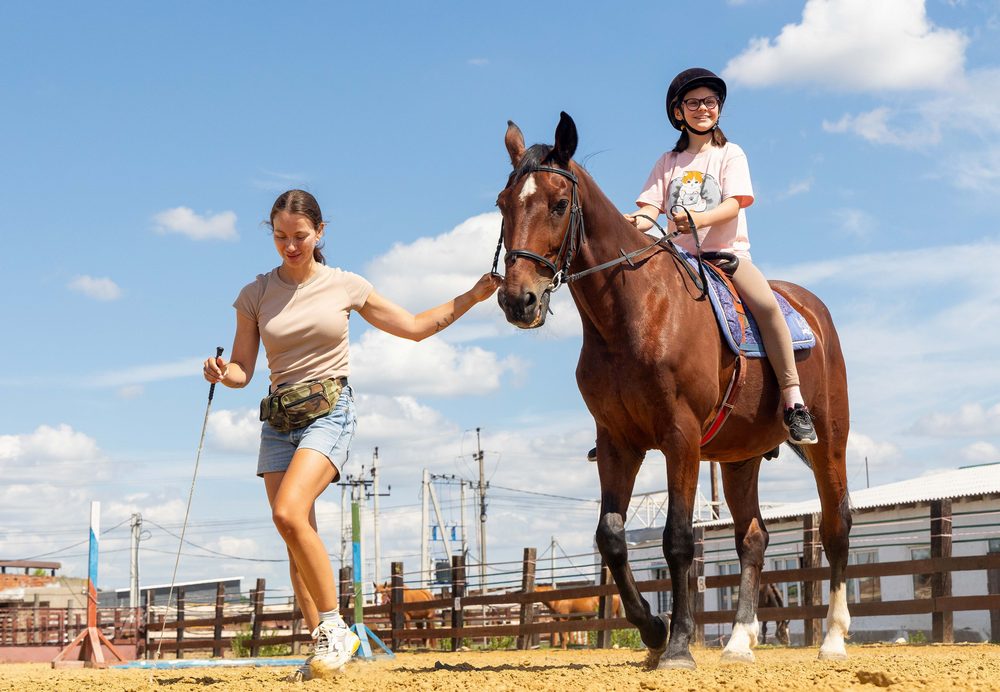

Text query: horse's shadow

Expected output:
[394,658,648,675]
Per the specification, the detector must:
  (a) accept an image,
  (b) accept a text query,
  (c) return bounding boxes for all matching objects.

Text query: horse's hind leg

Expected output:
[719,457,767,663]
[594,446,669,667]
[801,393,852,659]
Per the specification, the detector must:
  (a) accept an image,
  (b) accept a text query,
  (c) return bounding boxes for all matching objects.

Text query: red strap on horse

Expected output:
[700,353,746,446]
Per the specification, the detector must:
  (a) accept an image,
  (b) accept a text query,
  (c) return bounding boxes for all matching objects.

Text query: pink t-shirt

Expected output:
[233,265,373,390]
[636,142,755,260]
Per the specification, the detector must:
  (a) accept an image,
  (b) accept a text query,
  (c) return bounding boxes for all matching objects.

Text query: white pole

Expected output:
[372,447,381,585]
[428,481,454,559]
[476,428,487,596]
[460,482,468,559]
[421,468,430,589]
[129,513,141,609]
[339,484,347,570]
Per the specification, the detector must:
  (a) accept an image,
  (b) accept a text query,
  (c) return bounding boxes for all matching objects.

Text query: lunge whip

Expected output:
[155,346,224,660]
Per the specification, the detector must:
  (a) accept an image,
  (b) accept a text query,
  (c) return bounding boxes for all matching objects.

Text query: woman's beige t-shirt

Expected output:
[233,265,373,390]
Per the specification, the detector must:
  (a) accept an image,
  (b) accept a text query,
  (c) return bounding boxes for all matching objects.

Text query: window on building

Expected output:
[846,550,881,603]
[771,557,801,607]
[654,568,672,614]
[911,547,932,599]
[989,538,1000,554]
[718,561,741,611]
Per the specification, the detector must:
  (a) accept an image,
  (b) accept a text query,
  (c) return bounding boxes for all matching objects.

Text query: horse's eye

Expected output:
[553,199,569,215]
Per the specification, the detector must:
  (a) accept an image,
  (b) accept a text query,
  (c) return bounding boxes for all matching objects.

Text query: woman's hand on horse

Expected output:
[471,272,503,301]
[671,210,700,234]
[203,355,229,384]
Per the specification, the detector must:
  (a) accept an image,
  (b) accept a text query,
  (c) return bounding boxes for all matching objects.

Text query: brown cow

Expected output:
[373,582,438,648]
[535,584,623,649]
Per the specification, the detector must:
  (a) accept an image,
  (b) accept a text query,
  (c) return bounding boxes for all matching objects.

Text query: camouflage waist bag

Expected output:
[259,377,345,433]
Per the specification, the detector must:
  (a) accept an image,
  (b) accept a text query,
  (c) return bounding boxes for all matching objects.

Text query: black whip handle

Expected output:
[209,347,224,401]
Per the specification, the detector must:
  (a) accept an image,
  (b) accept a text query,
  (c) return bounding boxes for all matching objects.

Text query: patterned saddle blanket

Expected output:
[680,251,816,358]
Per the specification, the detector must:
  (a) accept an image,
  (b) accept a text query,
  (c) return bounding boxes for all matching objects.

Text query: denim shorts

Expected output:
[257,385,356,478]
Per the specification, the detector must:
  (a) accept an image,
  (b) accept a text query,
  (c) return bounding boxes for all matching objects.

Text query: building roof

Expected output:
[109,576,244,594]
[696,462,1000,529]
[0,560,61,570]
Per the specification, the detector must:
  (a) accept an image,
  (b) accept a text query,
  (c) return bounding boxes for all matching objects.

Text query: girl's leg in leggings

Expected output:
[729,260,802,405]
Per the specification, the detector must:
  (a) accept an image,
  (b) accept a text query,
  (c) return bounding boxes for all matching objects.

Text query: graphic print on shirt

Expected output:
[668,170,722,214]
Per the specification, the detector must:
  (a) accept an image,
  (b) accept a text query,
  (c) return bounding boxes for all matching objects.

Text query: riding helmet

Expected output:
[665,67,727,131]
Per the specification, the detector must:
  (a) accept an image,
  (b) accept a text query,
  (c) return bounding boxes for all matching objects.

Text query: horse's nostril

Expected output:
[523,292,537,309]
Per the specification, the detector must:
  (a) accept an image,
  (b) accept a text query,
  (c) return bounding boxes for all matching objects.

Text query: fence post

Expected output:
[145,591,154,659]
[176,587,185,659]
[250,578,265,657]
[597,562,615,649]
[391,562,404,651]
[451,554,466,652]
[517,548,537,650]
[802,513,823,646]
[931,499,953,644]
[213,582,225,658]
[692,526,705,646]
[291,594,302,655]
[338,566,353,626]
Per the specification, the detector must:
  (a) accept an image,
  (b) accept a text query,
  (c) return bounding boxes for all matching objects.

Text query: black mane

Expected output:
[506,143,554,189]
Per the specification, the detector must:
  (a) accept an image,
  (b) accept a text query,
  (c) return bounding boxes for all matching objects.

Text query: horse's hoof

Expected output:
[657,654,696,671]
[720,649,755,664]
[818,649,849,661]
[643,646,667,670]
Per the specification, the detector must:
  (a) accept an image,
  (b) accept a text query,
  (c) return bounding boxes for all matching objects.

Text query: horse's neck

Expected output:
[570,170,685,333]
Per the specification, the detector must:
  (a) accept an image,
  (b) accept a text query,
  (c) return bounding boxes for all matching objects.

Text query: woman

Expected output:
[627,67,817,445]
[203,189,499,678]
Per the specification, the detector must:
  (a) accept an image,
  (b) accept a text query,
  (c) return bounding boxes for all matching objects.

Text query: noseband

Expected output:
[491,165,585,291]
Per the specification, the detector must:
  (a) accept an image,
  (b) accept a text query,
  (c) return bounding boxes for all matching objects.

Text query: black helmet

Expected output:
[665,67,727,131]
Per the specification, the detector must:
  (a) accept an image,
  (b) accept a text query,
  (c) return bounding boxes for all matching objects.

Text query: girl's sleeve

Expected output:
[721,145,755,208]
[233,275,264,322]
[343,271,374,311]
[635,155,669,212]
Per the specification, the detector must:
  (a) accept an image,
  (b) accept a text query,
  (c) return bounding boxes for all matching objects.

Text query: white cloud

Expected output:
[351,328,524,397]
[117,385,144,399]
[912,403,1000,437]
[82,357,202,388]
[153,207,238,241]
[822,107,939,148]
[724,0,968,91]
[833,208,876,239]
[780,177,813,198]
[960,441,1000,463]
[68,275,122,301]
[0,424,100,463]
[208,409,261,453]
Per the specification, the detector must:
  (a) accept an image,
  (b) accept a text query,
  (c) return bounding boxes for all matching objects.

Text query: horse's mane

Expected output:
[506,144,554,188]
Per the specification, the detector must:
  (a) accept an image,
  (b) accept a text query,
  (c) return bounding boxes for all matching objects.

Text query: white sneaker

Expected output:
[309,617,361,678]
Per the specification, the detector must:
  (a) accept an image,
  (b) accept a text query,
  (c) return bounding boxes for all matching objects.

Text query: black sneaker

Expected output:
[587,447,597,462]
[784,404,818,445]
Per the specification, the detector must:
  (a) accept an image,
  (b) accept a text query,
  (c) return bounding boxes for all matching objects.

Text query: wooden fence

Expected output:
[5,501,999,657]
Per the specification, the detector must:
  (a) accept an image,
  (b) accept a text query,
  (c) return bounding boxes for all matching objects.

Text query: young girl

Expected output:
[203,190,500,678]
[626,67,817,445]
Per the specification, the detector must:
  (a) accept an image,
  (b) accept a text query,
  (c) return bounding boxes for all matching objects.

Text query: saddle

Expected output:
[676,250,816,447]
[681,251,816,358]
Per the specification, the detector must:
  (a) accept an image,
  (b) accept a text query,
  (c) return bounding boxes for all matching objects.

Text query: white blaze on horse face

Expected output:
[518,174,537,203]
[819,585,851,660]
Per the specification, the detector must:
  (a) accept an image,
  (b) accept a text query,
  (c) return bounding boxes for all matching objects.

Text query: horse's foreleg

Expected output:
[594,450,668,665]
[719,458,767,664]
[657,448,701,670]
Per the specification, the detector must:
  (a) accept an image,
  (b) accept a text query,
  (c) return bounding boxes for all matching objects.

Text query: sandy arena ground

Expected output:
[1,644,999,691]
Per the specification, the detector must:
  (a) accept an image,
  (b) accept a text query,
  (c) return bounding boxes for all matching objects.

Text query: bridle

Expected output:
[492,164,710,297]
[491,165,586,292]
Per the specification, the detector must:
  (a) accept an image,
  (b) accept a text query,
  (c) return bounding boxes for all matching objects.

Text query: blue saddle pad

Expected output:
[681,252,815,358]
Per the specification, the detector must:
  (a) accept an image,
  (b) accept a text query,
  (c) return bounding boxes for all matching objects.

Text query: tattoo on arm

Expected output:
[434,315,455,333]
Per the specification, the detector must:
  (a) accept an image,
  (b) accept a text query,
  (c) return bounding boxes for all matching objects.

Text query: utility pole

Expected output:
[339,484,348,569]
[475,427,488,596]
[710,462,720,520]
[129,513,142,609]
[338,467,389,594]
[550,536,556,586]
[421,468,431,589]
[371,447,381,585]
[865,456,870,489]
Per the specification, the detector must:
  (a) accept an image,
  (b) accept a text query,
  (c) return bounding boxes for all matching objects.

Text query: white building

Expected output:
[625,462,1000,644]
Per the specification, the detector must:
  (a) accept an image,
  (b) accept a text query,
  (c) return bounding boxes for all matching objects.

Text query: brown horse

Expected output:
[758,582,790,646]
[495,113,851,669]
[535,584,623,648]
[373,582,438,648]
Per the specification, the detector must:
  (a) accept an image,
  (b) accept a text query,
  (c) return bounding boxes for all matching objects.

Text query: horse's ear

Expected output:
[505,120,525,168]
[552,111,578,167]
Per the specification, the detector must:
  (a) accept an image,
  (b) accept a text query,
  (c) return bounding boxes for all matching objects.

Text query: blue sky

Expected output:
[2,0,999,598]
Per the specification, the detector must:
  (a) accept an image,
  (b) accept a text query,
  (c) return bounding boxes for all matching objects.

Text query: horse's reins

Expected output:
[491,164,709,299]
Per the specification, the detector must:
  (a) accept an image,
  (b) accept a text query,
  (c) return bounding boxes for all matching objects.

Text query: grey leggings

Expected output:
[729,259,800,390]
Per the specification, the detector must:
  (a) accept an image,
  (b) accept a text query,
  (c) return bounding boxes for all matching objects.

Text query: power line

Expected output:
[489,484,600,504]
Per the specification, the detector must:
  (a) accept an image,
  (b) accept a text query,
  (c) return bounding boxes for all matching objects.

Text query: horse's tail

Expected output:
[785,442,813,470]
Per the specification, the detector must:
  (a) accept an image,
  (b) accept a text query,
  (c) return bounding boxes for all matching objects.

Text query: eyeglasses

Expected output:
[682,96,720,111]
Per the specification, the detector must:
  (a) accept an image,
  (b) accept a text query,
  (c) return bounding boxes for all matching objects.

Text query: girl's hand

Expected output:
[623,213,639,227]
[470,272,503,302]
[671,210,701,234]
[203,355,229,384]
